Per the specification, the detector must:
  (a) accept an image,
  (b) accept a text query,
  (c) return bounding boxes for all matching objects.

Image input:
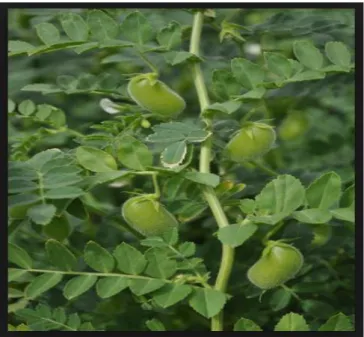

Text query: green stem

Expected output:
[151,173,161,198]
[262,221,285,245]
[190,12,234,332]
[137,49,159,75]
[250,160,279,176]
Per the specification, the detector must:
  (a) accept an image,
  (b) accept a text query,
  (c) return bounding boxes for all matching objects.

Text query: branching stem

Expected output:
[190,11,235,331]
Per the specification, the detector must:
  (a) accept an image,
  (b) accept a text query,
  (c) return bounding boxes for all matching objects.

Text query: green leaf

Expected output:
[60,12,89,41]
[129,279,166,296]
[63,275,98,300]
[325,41,351,68]
[8,40,35,56]
[178,242,196,257]
[162,227,179,245]
[306,172,342,209]
[42,173,83,189]
[8,269,30,282]
[153,283,192,308]
[96,277,129,298]
[188,288,227,318]
[21,83,62,94]
[46,239,77,271]
[8,179,38,193]
[231,58,265,89]
[25,273,63,299]
[274,313,310,331]
[157,21,181,49]
[161,141,187,169]
[87,10,119,41]
[255,175,305,221]
[340,184,355,208]
[269,288,292,311]
[84,171,131,190]
[84,241,115,273]
[285,70,325,82]
[116,136,153,171]
[113,243,147,275]
[292,208,332,224]
[146,318,166,331]
[120,11,154,45]
[8,98,16,112]
[27,204,57,225]
[301,299,335,319]
[234,87,266,101]
[26,149,63,171]
[27,41,87,56]
[217,222,257,248]
[212,69,241,101]
[164,51,202,66]
[239,199,256,214]
[319,313,354,331]
[35,23,60,46]
[44,186,84,199]
[145,251,177,279]
[265,52,292,79]
[18,99,36,116]
[8,243,33,269]
[330,208,354,223]
[76,146,118,172]
[204,100,241,115]
[183,172,220,187]
[234,318,263,331]
[293,40,323,70]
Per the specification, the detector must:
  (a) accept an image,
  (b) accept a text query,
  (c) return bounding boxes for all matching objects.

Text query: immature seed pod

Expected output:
[278,113,309,141]
[127,73,186,119]
[121,195,178,237]
[247,241,304,290]
[225,122,276,163]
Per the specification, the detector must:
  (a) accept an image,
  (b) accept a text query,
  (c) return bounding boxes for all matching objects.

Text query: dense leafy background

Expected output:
[8,8,355,331]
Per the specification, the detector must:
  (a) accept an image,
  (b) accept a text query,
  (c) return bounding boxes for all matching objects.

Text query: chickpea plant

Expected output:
[8,8,355,332]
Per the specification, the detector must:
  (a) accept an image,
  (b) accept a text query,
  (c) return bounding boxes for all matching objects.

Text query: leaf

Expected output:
[265,52,292,79]
[285,70,325,82]
[164,51,202,66]
[26,149,63,171]
[293,40,323,70]
[46,239,77,271]
[44,186,84,199]
[205,100,241,115]
[8,40,35,55]
[255,175,305,219]
[63,275,98,300]
[84,171,131,190]
[42,173,83,189]
[43,215,71,241]
[212,69,241,101]
[96,277,129,298]
[116,135,153,171]
[183,172,220,187]
[87,10,119,41]
[157,21,181,49]
[146,318,166,331]
[340,184,355,208]
[18,99,36,116]
[27,204,57,225]
[234,318,263,331]
[319,313,354,331]
[306,172,342,209]
[231,58,265,89]
[120,11,154,45]
[161,227,179,245]
[269,288,292,311]
[8,98,15,112]
[25,273,63,299]
[113,243,147,275]
[153,284,192,308]
[60,12,89,41]
[239,199,256,214]
[129,279,166,296]
[217,222,257,248]
[27,41,88,56]
[161,141,187,169]
[274,313,310,331]
[35,23,60,46]
[145,251,177,279]
[8,243,33,269]
[188,288,227,318]
[8,179,38,193]
[76,146,117,172]
[301,299,335,319]
[325,41,351,68]
[22,83,62,94]
[292,208,332,224]
[234,87,266,101]
[178,242,196,257]
[84,241,115,273]
[330,208,354,223]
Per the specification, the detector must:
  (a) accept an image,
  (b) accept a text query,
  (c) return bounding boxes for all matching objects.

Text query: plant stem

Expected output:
[250,160,279,176]
[137,49,159,75]
[190,11,234,332]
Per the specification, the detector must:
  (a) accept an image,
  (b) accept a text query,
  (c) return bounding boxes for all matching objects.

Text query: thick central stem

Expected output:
[189,11,235,331]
